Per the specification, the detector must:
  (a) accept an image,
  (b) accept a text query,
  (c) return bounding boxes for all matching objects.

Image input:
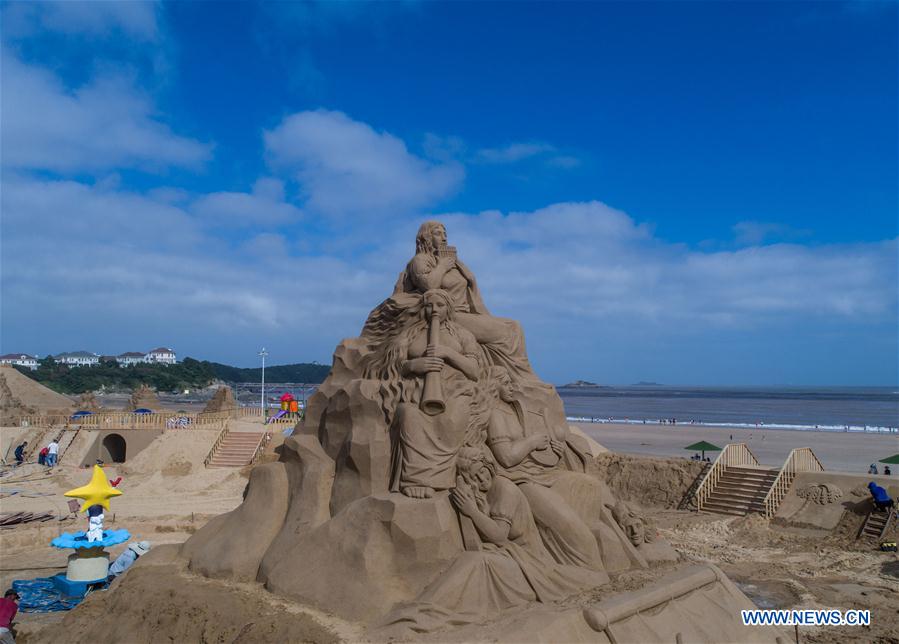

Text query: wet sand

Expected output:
[575,422,899,473]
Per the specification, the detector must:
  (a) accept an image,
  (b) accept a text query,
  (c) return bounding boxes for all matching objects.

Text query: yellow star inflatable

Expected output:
[64,465,122,512]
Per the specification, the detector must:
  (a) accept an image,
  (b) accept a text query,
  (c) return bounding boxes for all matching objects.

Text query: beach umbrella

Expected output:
[71,410,93,418]
[879,454,899,465]
[684,441,722,460]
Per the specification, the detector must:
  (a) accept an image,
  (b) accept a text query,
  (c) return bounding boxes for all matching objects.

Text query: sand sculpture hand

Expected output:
[549,438,565,457]
[529,434,550,451]
[436,255,456,272]
[404,357,445,376]
[450,486,477,517]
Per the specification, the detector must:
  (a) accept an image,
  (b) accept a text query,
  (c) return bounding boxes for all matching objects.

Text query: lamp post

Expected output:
[258,348,269,420]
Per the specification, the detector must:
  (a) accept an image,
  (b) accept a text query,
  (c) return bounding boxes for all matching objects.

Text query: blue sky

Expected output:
[1,0,896,386]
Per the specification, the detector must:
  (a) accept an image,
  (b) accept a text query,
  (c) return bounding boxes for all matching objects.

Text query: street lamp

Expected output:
[258,347,269,419]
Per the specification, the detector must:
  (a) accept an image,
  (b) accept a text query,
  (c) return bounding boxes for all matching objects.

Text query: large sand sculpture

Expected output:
[0,365,74,424]
[175,222,782,641]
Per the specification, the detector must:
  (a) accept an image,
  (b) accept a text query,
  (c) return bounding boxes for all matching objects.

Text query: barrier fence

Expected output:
[761,447,824,518]
[17,406,262,431]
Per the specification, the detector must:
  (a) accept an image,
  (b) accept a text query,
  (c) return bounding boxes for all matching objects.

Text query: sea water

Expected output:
[559,386,899,433]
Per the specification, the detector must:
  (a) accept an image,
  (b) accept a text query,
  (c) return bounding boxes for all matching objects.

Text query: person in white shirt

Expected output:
[46,440,59,467]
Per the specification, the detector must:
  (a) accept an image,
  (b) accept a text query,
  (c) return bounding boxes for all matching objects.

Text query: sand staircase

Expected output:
[858,507,895,541]
[205,431,266,468]
[700,465,779,516]
[693,444,823,518]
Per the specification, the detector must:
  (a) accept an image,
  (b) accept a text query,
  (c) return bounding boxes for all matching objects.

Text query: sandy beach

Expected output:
[576,422,899,473]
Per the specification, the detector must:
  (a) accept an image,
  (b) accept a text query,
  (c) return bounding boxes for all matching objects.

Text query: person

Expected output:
[869,463,879,475]
[37,447,48,466]
[108,541,151,581]
[868,482,894,512]
[886,466,893,476]
[0,589,19,644]
[13,442,26,466]
[46,439,59,467]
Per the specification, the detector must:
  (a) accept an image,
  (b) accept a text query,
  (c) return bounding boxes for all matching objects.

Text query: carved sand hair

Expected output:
[362,289,464,427]
[415,221,444,255]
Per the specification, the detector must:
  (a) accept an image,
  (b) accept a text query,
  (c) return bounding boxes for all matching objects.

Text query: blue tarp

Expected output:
[71,410,93,418]
[11,577,86,613]
[132,408,153,414]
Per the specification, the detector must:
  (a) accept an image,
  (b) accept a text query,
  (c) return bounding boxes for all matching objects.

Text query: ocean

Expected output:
[558,385,899,433]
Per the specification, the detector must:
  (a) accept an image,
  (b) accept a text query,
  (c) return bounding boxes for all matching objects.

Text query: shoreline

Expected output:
[567,416,898,434]
[574,421,899,473]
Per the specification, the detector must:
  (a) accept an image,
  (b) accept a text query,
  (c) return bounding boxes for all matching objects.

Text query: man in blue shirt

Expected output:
[868,482,895,512]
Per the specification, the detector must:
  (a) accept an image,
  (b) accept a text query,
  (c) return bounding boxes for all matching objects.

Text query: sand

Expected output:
[2,416,898,643]
[0,366,74,424]
[576,422,899,473]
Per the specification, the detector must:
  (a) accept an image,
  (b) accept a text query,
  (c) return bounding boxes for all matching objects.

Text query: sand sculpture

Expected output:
[0,365,74,424]
[125,384,161,412]
[75,392,103,412]
[180,222,782,640]
[202,385,237,414]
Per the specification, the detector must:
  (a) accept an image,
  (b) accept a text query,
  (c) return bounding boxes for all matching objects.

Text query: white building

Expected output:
[55,351,100,367]
[117,352,148,366]
[0,353,39,370]
[145,347,177,365]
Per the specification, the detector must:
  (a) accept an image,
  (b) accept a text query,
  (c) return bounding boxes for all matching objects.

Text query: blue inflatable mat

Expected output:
[11,577,86,612]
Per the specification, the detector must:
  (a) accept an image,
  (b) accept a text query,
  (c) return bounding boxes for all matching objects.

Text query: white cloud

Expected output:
[2,1,159,42]
[476,142,555,163]
[1,50,211,173]
[264,110,464,217]
[191,178,303,227]
[732,220,812,246]
[2,173,895,383]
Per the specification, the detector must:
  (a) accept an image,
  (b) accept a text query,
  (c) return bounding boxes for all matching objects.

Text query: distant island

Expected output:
[561,380,607,388]
[633,381,663,386]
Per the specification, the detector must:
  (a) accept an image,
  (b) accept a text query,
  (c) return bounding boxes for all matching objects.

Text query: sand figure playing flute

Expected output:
[364,289,481,499]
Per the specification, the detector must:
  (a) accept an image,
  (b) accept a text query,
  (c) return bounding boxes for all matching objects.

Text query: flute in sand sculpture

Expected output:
[420,245,455,416]
[420,301,445,416]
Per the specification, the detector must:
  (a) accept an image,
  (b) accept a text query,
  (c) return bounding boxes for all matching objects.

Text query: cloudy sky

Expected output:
[1,1,896,386]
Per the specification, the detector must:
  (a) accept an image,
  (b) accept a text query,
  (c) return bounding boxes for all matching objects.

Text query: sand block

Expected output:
[263,491,464,622]
[182,461,289,581]
[582,564,786,643]
[777,470,899,531]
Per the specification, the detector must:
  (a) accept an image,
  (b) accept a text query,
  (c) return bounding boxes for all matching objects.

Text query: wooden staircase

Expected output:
[206,431,266,468]
[858,507,895,541]
[701,466,779,516]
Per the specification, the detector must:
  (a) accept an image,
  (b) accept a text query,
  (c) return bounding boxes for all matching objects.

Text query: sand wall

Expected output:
[592,453,706,509]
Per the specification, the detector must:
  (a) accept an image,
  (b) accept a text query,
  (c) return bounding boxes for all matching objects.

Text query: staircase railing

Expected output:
[694,443,760,511]
[761,447,824,518]
[249,431,273,466]
[203,425,230,467]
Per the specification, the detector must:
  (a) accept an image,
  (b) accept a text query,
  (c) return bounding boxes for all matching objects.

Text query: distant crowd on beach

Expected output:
[566,416,898,433]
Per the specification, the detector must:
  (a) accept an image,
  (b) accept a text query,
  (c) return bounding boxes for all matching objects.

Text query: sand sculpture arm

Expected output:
[424,344,478,381]
[488,411,550,468]
[409,253,457,291]
[451,486,511,544]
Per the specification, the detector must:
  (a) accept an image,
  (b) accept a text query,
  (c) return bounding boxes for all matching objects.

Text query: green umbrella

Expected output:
[878,454,899,465]
[684,441,723,460]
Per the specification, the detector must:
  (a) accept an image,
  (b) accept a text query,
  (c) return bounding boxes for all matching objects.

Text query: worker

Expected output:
[868,482,895,512]
[108,541,151,581]
[0,589,20,644]
[13,443,27,466]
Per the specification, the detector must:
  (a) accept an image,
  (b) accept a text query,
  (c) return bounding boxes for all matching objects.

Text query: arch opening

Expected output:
[100,433,126,463]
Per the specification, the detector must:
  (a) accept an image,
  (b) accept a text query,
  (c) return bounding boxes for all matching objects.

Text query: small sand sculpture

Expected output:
[202,386,237,414]
[126,384,160,412]
[797,482,844,505]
